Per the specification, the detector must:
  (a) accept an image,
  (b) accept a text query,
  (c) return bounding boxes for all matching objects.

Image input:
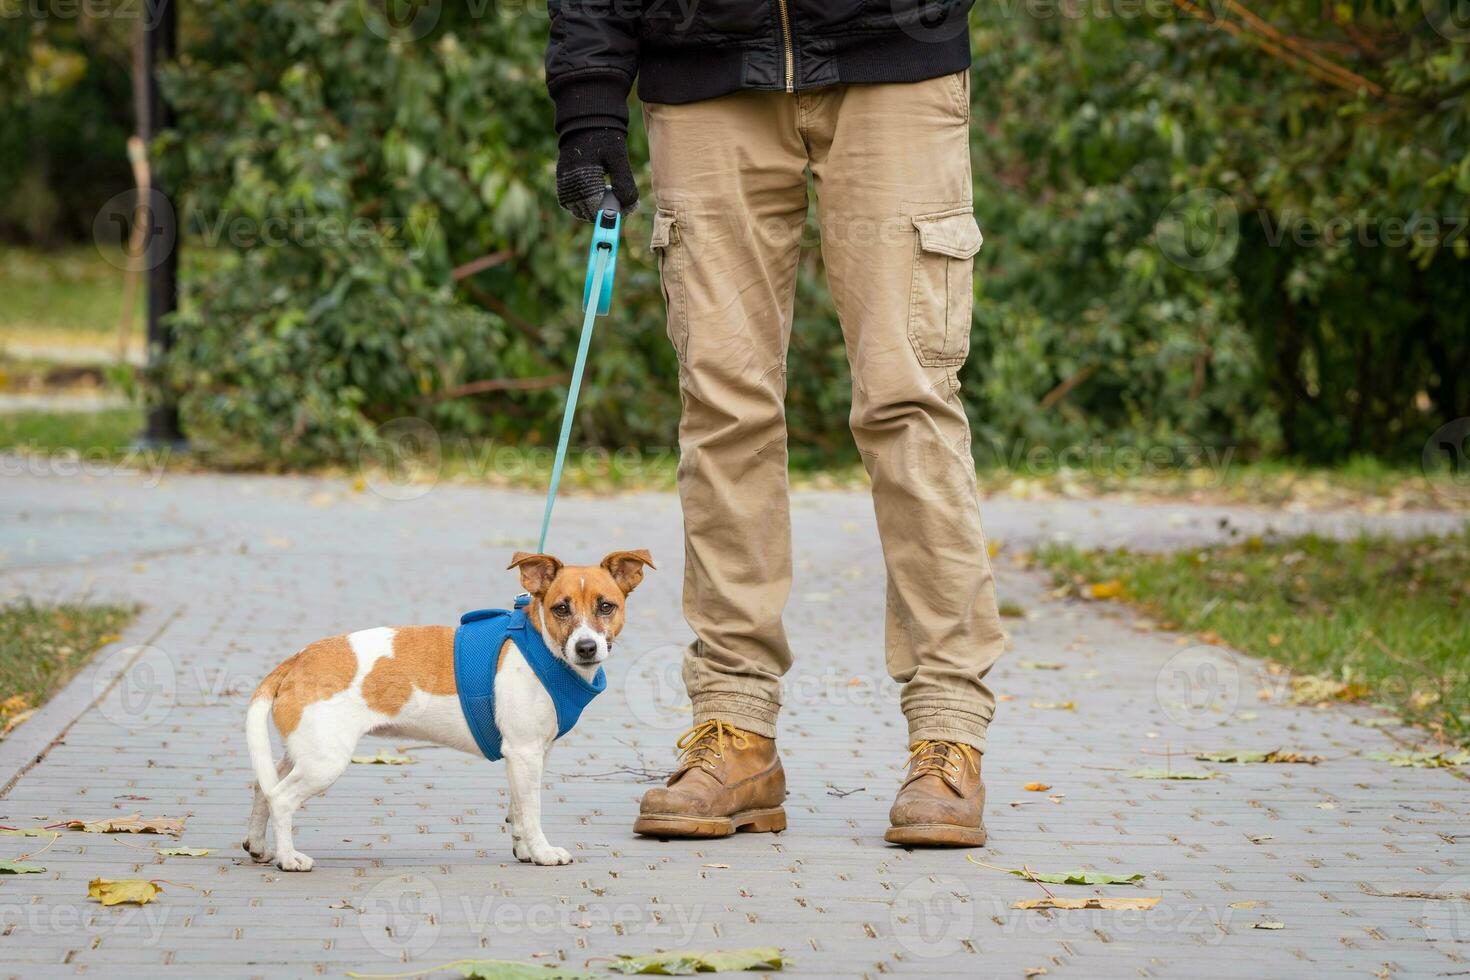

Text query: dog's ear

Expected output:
[508,552,563,596]
[601,549,655,595]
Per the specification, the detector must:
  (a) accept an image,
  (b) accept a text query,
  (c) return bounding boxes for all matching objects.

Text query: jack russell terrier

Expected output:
[243,549,653,870]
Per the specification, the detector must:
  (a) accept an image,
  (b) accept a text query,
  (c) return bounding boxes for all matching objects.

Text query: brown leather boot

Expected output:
[633,720,787,838]
[884,740,987,847]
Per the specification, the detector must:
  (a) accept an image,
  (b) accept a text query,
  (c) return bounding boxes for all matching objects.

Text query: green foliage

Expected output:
[970,0,1470,462]
[156,1,680,462]
[20,0,1452,464]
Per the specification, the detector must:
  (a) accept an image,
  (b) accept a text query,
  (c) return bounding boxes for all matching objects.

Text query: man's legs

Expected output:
[807,72,1005,757]
[643,93,810,736]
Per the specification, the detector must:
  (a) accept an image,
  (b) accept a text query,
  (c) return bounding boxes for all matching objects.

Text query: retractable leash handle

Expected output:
[537,189,623,553]
[583,189,621,315]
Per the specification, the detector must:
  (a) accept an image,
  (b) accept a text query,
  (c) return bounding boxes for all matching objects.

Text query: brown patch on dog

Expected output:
[361,626,456,716]
[258,635,357,737]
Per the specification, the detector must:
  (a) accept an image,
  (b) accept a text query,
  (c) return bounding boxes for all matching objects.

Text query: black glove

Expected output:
[556,128,639,222]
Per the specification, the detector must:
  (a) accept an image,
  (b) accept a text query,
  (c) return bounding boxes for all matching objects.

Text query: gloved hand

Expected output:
[556,128,639,222]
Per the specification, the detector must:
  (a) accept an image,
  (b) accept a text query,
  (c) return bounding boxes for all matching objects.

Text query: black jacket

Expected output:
[545,0,975,138]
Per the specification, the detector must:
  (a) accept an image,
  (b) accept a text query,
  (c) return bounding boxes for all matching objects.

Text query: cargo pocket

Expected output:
[650,208,688,362]
[907,207,982,368]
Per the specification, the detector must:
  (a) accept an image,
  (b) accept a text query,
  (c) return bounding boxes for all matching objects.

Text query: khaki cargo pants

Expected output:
[644,71,1004,751]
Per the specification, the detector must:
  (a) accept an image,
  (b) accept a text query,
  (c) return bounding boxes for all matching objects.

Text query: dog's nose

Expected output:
[574,638,598,660]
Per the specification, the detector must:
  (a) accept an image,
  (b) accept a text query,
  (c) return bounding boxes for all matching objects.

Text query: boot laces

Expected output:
[674,719,750,776]
[904,740,979,782]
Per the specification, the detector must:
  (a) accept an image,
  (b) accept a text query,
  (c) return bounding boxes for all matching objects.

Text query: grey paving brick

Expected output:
[1,467,1466,978]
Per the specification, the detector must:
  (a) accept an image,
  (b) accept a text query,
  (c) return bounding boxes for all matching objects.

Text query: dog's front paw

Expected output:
[275,850,315,872]
[529,845,572,866]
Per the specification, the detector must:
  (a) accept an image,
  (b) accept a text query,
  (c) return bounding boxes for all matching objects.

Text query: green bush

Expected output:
[968,0,1470,463]
[133,0,1470,465]
[155,1,680,461]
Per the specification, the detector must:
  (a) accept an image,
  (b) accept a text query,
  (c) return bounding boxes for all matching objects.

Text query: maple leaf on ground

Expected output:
[64,814,186,836]
[88,878,162,906]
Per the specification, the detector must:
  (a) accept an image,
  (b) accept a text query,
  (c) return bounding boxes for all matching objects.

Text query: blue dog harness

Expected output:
[453,595,607,761]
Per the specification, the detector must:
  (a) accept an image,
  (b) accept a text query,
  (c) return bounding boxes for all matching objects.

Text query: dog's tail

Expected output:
[247,660,289,793]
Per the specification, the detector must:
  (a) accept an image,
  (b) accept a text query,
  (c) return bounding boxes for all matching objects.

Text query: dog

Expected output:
[242,549,653,870]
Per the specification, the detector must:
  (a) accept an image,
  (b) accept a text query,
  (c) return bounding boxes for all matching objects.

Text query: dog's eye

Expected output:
[597,600,618,616]
[551,601,572,618]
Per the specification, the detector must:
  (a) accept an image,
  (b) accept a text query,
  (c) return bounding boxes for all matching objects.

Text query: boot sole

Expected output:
[633,806,787,839]
[884,823,987,847]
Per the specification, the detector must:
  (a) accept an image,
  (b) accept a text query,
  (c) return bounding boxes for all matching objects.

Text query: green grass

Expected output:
[1037,530,1470,746]
[0,246,140,349]
[0,601,139,733]
[978,454,1463,512]
[0,408,143,458]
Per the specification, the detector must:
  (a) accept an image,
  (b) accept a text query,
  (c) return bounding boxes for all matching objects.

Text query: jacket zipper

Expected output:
[776,0,795,92]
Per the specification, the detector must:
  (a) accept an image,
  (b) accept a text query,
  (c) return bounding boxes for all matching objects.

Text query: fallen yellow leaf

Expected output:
[88,878,162,906]
[1023,782,1051,792]
[1088,580,1124,600]
[1012,897,1161,911]
[1,708,36,737]
[1030,701,1076,711]
[351,751,415,765]
[65,814,185,836]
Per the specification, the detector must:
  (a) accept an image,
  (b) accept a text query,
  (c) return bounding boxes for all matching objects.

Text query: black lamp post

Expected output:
[137,0,185,447]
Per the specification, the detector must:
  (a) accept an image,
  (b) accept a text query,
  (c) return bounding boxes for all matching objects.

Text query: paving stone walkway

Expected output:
[1,464,1466,978]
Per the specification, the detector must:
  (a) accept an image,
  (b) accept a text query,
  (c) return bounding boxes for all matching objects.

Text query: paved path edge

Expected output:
[0,602,180,795]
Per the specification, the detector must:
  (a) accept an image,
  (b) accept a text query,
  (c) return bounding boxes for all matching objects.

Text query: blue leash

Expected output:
[537,190,623,553]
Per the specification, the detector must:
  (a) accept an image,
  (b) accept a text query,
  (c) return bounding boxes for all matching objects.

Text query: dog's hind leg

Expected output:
[243,757,291,863]
[267,749,350,872]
